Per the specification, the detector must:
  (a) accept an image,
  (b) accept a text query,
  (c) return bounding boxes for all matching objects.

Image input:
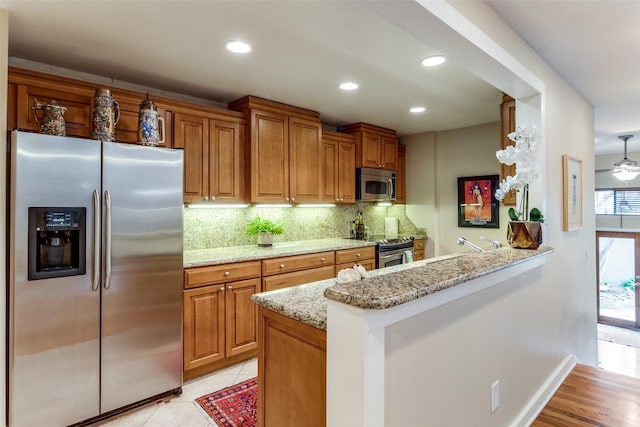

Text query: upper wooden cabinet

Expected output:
[10,69,95,138]
[339,122,398,171]
[500,94,516,206]
[173,111,247,204]
[395,143,407,204]
[7,67,187,147]
[229,96,323,204]
[322,130,356,204]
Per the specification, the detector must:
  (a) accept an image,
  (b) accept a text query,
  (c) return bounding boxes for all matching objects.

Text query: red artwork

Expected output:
[463,179,493,222]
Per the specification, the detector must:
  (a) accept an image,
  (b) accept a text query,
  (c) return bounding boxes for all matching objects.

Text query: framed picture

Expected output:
[563,154,583,231]
[457,175,500,228]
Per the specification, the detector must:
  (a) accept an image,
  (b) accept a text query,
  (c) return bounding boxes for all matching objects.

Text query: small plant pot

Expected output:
[257,232,274,247]
[507,221,542,249]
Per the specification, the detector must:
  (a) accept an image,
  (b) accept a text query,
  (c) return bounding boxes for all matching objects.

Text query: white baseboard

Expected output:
[510,354,576,427]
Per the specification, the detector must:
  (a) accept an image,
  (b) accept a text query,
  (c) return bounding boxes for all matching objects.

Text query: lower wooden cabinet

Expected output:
[183,262,260,373]
[335,246,376,274]
[262,252,335,291]
[257,307,326,427]
[413,238,426,261]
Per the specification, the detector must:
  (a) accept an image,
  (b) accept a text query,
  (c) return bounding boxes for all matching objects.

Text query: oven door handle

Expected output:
[380,254,402,259]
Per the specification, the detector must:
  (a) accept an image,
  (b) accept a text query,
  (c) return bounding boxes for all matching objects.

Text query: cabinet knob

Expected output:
[228,285,233,290]
[211,196,216,201]
[286,197,289,202]
[204,196,209,201]
[356,253,361,257]
[291,197,295,202]
[220,287,225,291]
[224,271,230,276]
[320,258,325,262]
[280,264,285,269]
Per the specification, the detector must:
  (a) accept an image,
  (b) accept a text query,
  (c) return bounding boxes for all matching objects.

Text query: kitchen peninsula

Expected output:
[252,246,554,427]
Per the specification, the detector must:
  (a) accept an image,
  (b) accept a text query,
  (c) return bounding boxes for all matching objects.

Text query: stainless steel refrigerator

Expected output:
[7,131,184,426]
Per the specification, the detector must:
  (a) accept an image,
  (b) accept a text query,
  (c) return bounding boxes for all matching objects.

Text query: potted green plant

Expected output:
[245,215,285,247]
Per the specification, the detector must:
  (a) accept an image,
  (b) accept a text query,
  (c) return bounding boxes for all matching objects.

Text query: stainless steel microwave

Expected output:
[356,167,396,201]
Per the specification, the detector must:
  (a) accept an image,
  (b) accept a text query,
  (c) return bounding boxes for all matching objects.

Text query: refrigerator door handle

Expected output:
[104,189,112,290]
[92,189,100,292]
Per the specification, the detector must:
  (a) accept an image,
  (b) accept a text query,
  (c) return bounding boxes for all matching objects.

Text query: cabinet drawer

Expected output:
[335,246,376,264]
[262,251,335,276]
[262,265,335,292]
[185,261,261,289]
[414,250,425,261]
[413,239,425,251]
[335,259,375,274]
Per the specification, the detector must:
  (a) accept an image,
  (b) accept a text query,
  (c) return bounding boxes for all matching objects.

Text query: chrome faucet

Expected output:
[480,236,503,249]
[457,237,486,253]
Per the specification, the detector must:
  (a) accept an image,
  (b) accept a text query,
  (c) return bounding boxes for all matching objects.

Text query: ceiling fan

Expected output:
[596,135,640,181]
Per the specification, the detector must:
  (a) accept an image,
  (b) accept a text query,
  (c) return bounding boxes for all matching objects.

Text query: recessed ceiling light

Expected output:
[410,107,426,113]
[421,55,446,67]
[226,40,251,54]
[339,82,358,91]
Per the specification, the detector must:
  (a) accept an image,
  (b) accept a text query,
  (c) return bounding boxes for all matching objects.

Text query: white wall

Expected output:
[404,122,509,256]
[0,6,8,424]
[377,1,596,426]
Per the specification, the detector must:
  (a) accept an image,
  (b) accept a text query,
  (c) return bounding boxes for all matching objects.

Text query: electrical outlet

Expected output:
[491,380,500,413]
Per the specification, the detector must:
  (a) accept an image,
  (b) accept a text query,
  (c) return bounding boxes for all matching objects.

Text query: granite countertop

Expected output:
[251,246,553,330]
[183,237,377,268]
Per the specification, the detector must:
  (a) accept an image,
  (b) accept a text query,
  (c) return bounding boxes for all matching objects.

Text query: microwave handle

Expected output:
[388,178,393,199]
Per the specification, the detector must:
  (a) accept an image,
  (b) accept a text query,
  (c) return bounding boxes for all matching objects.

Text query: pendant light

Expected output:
[613,135,640,181]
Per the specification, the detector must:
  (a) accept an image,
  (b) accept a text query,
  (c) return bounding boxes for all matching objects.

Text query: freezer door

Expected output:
[8,132,101,426]
[101,142,183,412]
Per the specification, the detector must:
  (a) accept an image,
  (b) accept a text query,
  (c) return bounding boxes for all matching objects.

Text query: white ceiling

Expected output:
[0,0,502,136]
[487,0,640,156]
[2,1,638,158]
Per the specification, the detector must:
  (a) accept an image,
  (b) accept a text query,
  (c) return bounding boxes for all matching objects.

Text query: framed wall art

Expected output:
[457,174,500,228]
[563,154,583,231]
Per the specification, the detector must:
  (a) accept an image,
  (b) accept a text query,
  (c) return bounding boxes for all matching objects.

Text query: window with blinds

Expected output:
[596,189,640,215]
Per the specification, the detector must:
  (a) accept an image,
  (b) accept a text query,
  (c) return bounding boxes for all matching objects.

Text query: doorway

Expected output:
[596,231,640,329]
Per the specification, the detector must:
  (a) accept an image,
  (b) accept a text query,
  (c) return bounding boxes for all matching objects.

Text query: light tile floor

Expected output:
[91,324,640,426]
[92,358,257,427]
[597,323,640,379]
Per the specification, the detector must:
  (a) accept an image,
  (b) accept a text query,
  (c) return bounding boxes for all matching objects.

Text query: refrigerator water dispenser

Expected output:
[28,207,86,280]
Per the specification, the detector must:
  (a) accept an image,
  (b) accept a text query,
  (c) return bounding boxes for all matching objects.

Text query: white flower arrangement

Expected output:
[495,123,541,221]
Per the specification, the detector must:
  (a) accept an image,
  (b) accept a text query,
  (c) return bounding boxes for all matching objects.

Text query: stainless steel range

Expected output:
[373,235,415,269]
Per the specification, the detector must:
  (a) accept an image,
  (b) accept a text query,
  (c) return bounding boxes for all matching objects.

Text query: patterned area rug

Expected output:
[196,378,257,427]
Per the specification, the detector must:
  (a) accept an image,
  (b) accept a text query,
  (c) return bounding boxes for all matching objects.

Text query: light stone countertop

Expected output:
[251,246,553,330]
[183,238,377,268]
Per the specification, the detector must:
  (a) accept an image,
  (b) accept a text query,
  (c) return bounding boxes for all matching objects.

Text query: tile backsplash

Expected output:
[184,203,424,250]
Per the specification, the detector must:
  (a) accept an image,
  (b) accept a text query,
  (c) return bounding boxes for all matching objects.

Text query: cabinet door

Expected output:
[381,135,398,170]
[321,138,338,203]
[251,110,289,203]
[111,94,173,146]
[16,83,94,137]
[225,278,260,357]
[337,141,356,204]
[262,265,335,292]
[210,119,244,202]
[361,132,382,168]
[395,143,406,203]
[174,113,209,203]
[183,285,226,370]
[500,94,517,206]
[289,117,322,203]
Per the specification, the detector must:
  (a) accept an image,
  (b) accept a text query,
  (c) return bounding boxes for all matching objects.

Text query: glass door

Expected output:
[596,231,640,329]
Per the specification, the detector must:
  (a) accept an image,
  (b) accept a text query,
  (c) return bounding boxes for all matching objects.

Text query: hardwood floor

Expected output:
[532,363,640,426]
